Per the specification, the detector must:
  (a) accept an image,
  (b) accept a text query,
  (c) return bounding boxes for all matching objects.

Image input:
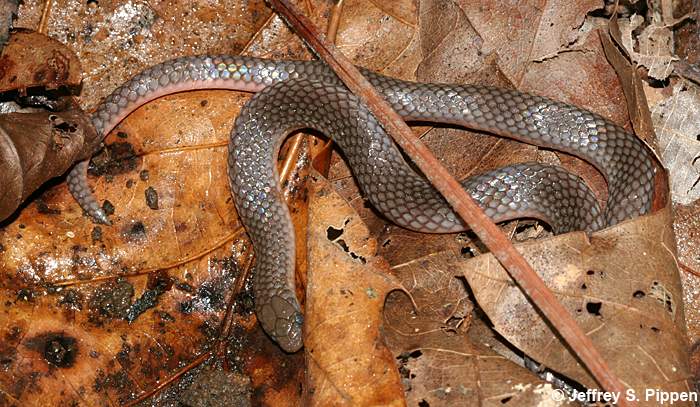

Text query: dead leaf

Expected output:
[649,83,700,205]
[381,245,576,406]
[674,201,700,342]
[460,205,691,403]
[0,1,18,50]
[603,12,659,148]
[305,171,405,406]
[0,29,81,92]
[0,29,96,224]
[0,107,98,222]
[618,13,677,81]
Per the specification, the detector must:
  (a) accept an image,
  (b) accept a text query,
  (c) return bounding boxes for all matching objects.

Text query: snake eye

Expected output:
[293,312,304,328]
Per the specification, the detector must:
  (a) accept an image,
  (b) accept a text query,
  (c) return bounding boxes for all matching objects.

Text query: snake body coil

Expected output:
[68,55,656,352]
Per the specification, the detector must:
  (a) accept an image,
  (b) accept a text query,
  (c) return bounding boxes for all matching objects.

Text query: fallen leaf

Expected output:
[603,12,659,147]
[618,14,677,81]
[0,107,98,222]
[650,83,700,205]
[674,201,700,342]
[0,29,81,92]
[0,1,18,50]
[460,205,691,402]
[382,245,576,406]
[305,171,405,406]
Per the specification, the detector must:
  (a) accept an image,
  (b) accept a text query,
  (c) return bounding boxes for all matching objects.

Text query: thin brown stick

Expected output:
[326,0,345,43]
[680,261,700,278]
[123,352,211,407]
[38,0,53,34]
[280,0,345,183]
[268,0,634,402]
[279,134,306,182]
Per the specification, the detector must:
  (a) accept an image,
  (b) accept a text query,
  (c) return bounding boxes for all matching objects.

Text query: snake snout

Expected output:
[258,295,304,353]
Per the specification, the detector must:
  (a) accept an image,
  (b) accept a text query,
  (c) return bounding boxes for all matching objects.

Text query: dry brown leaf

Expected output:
[2,0,694,405]
[674,201,700,342]
[0,108,97,222]
[304,171,404,406]
[603,12,659,147]
[460,205,691,404]
[618,13,677,81]
[649,83,700,205]
[0,1,18,49]
[381,248,576,406]
[0,29,82,92]
[0,29,97,223]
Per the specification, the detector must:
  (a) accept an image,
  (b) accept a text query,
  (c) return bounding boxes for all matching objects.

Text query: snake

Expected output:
[66,55,656,352]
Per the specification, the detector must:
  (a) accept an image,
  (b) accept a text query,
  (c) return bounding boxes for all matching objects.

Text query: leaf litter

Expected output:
[0,0,697,406]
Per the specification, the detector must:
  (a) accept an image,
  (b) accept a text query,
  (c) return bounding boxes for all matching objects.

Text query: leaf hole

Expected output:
[501,396,513,403]
[333,238,366,264]
[460,246,475,258]
[326,226,343,241]
[585,301,602,316]
[633,290,645,299]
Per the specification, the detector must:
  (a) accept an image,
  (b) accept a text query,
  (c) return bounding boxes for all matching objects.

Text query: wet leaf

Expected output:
[0,29,82,92]
[1,0,695,405]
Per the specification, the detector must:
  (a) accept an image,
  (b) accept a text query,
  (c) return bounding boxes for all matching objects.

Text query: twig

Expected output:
[267,0,635,402]
[123,352,211,407]
[680,261,700,278]
[326,0,345,43]
[38,0,53,34]
[280,0,346,182]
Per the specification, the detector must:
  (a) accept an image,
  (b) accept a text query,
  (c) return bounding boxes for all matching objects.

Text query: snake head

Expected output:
[257,295,304,353]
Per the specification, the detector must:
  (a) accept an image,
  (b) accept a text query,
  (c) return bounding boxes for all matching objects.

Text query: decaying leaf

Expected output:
[618,14,677,81]
[0,108,98,222]
[0,28,95,223]
[650,83,700,205]
[460,205,691,403]
[1,0,694,405]
[382,250,577,406]
[0,29,82,92]
[675,200,700,341]
[602,13,659,148]
[0,0,18,49]
[305,171,405,406]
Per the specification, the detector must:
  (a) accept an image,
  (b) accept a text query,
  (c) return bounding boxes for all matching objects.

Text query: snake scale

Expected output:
[66,55,656,352]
